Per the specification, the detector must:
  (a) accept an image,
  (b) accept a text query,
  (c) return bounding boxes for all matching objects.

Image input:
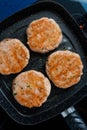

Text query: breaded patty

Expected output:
[46,50,83,88]
[12,70,51,108]
[26,17,62,53]
[0,38,30,75]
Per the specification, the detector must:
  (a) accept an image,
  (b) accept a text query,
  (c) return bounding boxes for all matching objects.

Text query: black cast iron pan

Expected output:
[0,0,87,128]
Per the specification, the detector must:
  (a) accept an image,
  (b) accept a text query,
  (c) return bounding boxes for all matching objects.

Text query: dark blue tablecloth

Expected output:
[0,0,37,21]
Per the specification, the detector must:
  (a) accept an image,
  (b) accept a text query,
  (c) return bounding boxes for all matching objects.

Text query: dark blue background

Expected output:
[0,0,37,21]
[0,0,87,22]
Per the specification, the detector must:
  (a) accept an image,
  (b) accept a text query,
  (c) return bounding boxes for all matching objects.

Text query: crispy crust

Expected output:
[12,70,51,108]
[26,17,62,53]
[46,50,83,88]
[0,38,30,75]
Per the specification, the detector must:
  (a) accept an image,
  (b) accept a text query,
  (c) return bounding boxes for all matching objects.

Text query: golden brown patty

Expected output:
[46,50,83,88]
[0,38,30,75]
[12,70,51,108]
[26,17,62,53]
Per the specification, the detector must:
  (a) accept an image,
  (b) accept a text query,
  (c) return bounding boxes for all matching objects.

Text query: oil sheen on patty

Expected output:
[26,17,62,53]
[46,50,83,88]
[0,38,30,75]
[12,70,51,108]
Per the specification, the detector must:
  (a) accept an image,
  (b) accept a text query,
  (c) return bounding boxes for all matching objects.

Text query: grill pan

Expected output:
[0,0,87,125]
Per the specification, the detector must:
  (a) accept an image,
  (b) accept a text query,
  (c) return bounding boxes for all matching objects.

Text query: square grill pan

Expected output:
[0,0,87,125]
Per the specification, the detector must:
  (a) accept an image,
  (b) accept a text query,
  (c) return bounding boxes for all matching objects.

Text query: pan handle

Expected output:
[61,106,87,130]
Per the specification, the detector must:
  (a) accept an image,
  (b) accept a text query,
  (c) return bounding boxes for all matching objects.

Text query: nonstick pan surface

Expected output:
[0,0,87,125]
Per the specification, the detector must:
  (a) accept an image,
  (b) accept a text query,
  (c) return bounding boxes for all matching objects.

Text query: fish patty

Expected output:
[0,38,30,75]
[26,17,62,53]
[12,70,51,108]
[46,50,83,88]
